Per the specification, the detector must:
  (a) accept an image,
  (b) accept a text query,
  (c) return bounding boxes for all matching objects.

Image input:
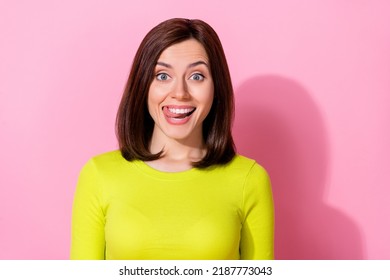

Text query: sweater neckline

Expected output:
[131,160,204,181]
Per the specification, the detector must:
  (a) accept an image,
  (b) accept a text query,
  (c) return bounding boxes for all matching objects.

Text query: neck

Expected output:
[147,127,206,172]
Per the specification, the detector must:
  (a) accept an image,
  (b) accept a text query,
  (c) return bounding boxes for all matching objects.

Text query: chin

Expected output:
[162,125,201,142]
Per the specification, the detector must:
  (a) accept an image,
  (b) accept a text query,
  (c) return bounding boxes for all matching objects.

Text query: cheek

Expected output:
[148,84,162,106]
[148,83,168,104]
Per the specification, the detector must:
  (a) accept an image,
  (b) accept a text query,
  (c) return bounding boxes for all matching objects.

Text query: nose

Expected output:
[171,78,190,100]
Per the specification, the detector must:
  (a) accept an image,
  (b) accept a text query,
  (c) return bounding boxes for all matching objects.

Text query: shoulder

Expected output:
[84,150,126,167]
[228,155,271,190]
[208,154,270,187]
[77,150,136,192]
[79,150,129,176]
[88,149,124,163]
[223,154,268,177]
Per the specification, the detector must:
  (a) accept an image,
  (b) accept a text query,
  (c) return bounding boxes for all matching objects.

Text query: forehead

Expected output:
[158,39,209,63]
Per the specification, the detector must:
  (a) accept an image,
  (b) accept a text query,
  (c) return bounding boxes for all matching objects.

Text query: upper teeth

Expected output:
[168,107,194,114]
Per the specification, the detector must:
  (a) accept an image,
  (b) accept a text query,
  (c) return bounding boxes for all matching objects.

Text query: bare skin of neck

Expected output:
[145,127,206,172]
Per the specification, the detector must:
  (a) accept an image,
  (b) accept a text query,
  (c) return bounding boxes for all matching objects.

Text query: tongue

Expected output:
[171,113,187,119]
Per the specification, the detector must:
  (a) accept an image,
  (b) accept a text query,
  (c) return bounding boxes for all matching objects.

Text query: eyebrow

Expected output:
[156,60,209,69]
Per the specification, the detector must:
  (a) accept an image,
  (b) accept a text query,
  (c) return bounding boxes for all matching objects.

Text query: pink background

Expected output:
[1,1,389,259]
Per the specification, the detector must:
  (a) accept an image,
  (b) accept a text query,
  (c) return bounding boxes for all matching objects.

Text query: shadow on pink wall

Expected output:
[233,75,364,259]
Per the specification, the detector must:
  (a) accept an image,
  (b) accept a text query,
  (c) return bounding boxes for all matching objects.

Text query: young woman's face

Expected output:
[147,39,214,143]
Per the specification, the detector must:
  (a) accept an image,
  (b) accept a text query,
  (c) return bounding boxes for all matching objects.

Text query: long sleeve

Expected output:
[70,151,273,260]
[70,160,106,259]
[240,163,274,260]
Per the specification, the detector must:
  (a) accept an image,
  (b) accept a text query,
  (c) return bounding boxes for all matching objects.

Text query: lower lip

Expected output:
[163,111,193,125]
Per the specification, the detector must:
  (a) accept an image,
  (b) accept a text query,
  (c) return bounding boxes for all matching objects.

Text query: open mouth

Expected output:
[163,106,196,119]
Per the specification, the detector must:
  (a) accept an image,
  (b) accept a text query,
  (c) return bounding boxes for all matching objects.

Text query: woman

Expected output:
[71,18,274,260]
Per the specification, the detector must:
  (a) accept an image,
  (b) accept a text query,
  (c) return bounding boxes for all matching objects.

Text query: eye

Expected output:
[156,73,170,81]
[190,73,205,81]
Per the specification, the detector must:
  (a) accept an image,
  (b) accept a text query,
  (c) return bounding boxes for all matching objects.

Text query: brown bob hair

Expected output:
[116,18,235,168]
